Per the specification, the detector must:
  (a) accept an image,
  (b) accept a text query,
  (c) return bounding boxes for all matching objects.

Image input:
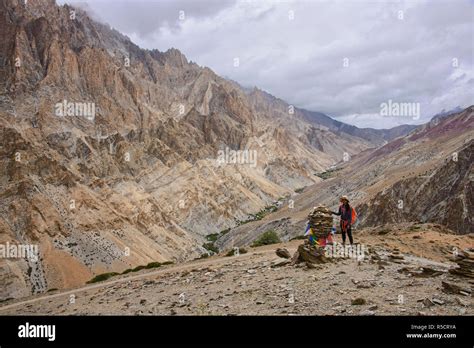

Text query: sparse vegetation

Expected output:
[237,204,278,226]
[219,227,230,236]
[251,230,281,247]
[86,260,173,283]
[86,272,120,284]
[294,187,305,193]
[225,247,248,257]
[314,167,341,180]
[220,228,231,235]
[195,253,209,260]
[131,265,147,272]
[202,204,282,255]
[145,261,163,269]
[205,233,219,242]
[203,242,219,254]
[203,229,232,254]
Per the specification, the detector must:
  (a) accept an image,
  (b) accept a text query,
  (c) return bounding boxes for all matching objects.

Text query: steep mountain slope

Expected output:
[217,107,473,250]
[357,109,473,233]
[0,0,391,300]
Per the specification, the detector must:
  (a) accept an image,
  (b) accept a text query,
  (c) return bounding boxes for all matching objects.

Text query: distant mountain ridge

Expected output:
[299,108,418,146]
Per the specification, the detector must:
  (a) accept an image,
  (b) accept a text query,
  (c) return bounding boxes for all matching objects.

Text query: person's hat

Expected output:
[340,195,349,202]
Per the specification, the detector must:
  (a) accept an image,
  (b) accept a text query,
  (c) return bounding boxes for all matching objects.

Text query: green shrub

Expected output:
[205,233,219,242]
[131,265,147,272]
[220,228,231,235]
[251,230,281,247]
[225,247,248,257]
[86,272,120,284]
[294,187,305,193]
[121,261,171,275]
[203,242,219,253]
[145,262,162,269]
[236,205,279,226]
[87,260,172,284]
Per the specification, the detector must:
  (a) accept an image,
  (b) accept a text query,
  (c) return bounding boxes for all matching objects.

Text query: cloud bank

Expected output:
[60,0,474,128]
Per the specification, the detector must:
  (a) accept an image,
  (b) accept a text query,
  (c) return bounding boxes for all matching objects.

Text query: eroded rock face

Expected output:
[357,139,474,234]
[0,0,378,300]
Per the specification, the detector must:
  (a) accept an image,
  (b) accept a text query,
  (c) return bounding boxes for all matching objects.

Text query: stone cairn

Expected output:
[286,205,335,267]
[307,205,333,238]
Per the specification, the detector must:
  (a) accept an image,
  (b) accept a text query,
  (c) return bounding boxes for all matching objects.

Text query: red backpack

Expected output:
[350,207,358,224]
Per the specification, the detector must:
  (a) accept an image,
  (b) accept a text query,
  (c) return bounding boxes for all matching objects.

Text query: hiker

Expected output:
[332,195,354,245]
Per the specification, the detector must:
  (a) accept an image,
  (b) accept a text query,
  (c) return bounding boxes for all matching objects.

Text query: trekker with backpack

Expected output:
[331,195,356,245]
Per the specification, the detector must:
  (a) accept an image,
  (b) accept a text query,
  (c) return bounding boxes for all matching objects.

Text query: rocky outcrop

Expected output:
[357,139,473,234]
[449,248,474,280]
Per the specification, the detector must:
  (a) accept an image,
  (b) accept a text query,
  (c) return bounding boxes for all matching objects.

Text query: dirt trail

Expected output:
[0,247,276,313]
[1,225,472,316]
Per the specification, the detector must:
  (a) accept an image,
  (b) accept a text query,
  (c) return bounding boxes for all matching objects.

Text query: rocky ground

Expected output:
[0,225,472,316]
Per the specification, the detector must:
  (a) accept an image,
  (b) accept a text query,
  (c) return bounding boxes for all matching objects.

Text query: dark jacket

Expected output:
[332,203,352,222]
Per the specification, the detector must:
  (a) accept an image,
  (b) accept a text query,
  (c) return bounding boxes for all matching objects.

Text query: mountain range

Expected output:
[0,0,471,302]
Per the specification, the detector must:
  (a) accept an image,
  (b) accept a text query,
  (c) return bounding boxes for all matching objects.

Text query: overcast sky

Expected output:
[59,0,474,129]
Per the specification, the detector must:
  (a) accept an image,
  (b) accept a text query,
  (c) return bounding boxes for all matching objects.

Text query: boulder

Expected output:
[291,242,328,265]
[276,248,291,259]
[441,281,471,295]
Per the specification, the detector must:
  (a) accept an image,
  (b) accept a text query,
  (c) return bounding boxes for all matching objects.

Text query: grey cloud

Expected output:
[58,0,474,128]
[59,0,237,37]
